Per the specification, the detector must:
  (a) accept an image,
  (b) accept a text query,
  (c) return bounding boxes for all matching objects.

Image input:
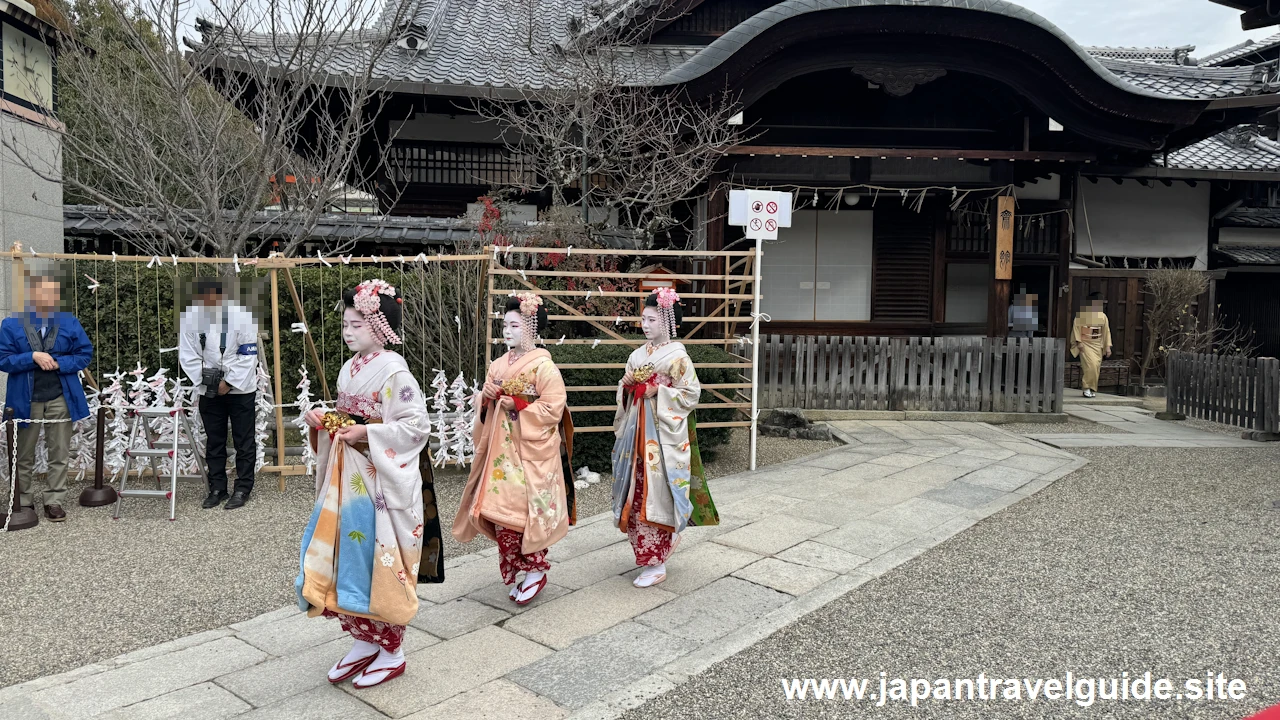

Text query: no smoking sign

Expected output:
[730,189,792,240]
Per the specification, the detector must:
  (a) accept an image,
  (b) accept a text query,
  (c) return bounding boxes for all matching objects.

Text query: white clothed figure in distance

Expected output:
[178,278,260,511]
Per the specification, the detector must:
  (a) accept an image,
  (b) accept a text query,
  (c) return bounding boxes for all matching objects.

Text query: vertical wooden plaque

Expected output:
[995,196,1014,280]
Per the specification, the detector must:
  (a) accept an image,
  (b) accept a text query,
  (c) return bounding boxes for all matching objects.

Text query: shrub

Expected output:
[548,340,742,473]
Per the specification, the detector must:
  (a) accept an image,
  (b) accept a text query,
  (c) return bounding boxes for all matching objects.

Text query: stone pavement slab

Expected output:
[95,683,249,720]
[467,580,572,614]
[732,558,837,596]
[410,597,510,639]
[635,577,791,644]
[622,540,762,596]
[2,421,1092,720]
[504,576,676,650]
[507,622,689,710]
[30,637,267,718]
[341,626,550,717]
[235,609,347,657]
[774,540,871,574]
[711,515,835,555]
[243,685,387,720]
[403,679,567,720]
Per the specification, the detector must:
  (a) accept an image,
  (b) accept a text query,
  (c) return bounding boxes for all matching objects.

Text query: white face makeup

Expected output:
[503,310,526,351]
[342,307,383,356]
[640,306,670,344]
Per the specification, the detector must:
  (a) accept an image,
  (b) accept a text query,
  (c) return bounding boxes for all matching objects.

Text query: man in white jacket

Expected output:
[179,279,260,510]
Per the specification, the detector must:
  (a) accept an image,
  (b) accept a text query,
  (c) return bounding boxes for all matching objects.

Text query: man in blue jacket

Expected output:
[0,273,94,524]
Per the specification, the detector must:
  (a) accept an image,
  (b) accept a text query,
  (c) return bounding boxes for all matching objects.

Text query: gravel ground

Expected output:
[0,429,833,688]
[996,419,1126,436]
[623,441,1280,720]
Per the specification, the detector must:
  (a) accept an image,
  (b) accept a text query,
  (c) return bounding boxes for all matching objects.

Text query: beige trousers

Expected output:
[16,396,72,507]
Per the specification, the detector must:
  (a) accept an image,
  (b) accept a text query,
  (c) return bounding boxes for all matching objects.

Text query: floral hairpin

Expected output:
[652,288,680,338]
[354,279,403,345]
[512,291,543,351]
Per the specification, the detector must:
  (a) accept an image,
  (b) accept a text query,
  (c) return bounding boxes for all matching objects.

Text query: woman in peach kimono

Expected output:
[612,289,718,588]
[296,280,442,690]
[454,292,574,605]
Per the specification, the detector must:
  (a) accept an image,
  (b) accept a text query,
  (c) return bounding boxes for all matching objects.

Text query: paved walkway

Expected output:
[1030,403,1261,448]
[1,422,1085,720]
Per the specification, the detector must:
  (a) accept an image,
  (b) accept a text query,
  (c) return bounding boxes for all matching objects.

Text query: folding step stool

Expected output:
[112,404,207,521]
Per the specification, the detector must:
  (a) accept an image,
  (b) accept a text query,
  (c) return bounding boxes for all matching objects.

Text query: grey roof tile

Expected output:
[1199,32,1280,66]
[1214,244,1280,264]
[1086,45,1195,65]
[1219,207,1280,229]
[1159,127,1280,171]
[197,0,1280,101]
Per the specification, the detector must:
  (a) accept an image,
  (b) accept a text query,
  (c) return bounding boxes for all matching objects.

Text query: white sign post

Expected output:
[726,189,789,470]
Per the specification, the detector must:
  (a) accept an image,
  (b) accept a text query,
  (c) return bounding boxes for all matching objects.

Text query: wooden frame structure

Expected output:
[3,249,489,488]
[484,245,765,468]
[3,244,769,481]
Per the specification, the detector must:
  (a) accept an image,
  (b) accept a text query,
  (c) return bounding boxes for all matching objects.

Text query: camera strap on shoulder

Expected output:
[198,306,231,356]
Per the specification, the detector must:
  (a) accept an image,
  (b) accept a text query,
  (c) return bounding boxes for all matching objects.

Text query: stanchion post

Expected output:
[79,406,117,506]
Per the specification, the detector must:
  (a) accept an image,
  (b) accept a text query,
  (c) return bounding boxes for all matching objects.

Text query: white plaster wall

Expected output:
[1075,179,1209,269]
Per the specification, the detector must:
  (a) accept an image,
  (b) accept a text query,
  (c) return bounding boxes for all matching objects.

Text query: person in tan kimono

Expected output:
[454,292,572,605]
[1071,292,1112,398]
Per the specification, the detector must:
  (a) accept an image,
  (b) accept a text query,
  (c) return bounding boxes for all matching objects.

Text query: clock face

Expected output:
[3,23,52,111]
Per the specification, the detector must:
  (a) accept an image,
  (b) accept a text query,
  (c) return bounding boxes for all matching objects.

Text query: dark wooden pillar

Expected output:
[1055,171,1076,339]
[987,197,1012,338]
[932,209,947,325]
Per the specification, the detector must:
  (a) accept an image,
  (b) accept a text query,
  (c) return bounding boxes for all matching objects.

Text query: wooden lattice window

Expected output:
[872,208,934,321]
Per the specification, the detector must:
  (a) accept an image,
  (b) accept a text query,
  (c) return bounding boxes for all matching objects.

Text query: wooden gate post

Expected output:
[270,269,287,491]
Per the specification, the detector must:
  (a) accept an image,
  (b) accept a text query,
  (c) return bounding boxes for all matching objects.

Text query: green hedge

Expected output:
[548,341,741,474]
[62,260,486,404]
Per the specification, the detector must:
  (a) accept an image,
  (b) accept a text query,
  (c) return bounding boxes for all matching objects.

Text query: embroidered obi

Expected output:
[338,390,383,422]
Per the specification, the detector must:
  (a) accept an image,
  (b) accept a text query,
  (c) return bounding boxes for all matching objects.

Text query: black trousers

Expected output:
[200,392,257,495]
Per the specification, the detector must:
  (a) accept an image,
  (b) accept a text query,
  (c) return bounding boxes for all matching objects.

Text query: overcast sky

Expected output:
[1011,0,1276,55]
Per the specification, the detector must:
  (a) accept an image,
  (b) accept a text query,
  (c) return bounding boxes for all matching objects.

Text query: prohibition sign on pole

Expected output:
[729,189,793,241]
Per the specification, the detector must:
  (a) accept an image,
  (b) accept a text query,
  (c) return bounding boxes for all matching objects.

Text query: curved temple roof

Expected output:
[197,0,1280,104]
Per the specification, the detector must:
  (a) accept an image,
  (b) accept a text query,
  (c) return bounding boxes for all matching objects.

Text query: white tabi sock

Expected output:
[366,647,405,673]
[634,563,666,588]
[329,639,380,680]
[515,571,546,603]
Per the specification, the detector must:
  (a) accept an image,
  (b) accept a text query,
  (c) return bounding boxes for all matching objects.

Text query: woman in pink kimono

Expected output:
[297,280,442,689]
[612,289,718,588]
[454,292,575,605]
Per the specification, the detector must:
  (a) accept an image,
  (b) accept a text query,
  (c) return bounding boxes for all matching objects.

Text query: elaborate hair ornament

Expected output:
[652,288,680,338]
[354,279,402,345]
[512,291,543,352]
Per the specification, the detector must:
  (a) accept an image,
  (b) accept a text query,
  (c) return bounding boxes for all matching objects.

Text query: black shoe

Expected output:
[225,491,249,510]
[202,491,229,509]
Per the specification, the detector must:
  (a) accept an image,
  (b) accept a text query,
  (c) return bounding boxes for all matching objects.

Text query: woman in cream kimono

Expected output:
[297,280,443,689]
[612,289,718,588]
[454,292,574,606]
[1071,292,1113,398]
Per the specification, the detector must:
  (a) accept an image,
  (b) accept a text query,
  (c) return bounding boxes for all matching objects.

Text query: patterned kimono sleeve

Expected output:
[655,350,700,435]
[520,360,567,443]
[365,370,430,511]
[613,351,640,436]
[472,361,498,443]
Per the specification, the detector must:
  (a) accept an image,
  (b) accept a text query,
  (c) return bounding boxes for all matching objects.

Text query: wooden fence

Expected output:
[1166,351,1280,434]
[759,335,1065,413]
